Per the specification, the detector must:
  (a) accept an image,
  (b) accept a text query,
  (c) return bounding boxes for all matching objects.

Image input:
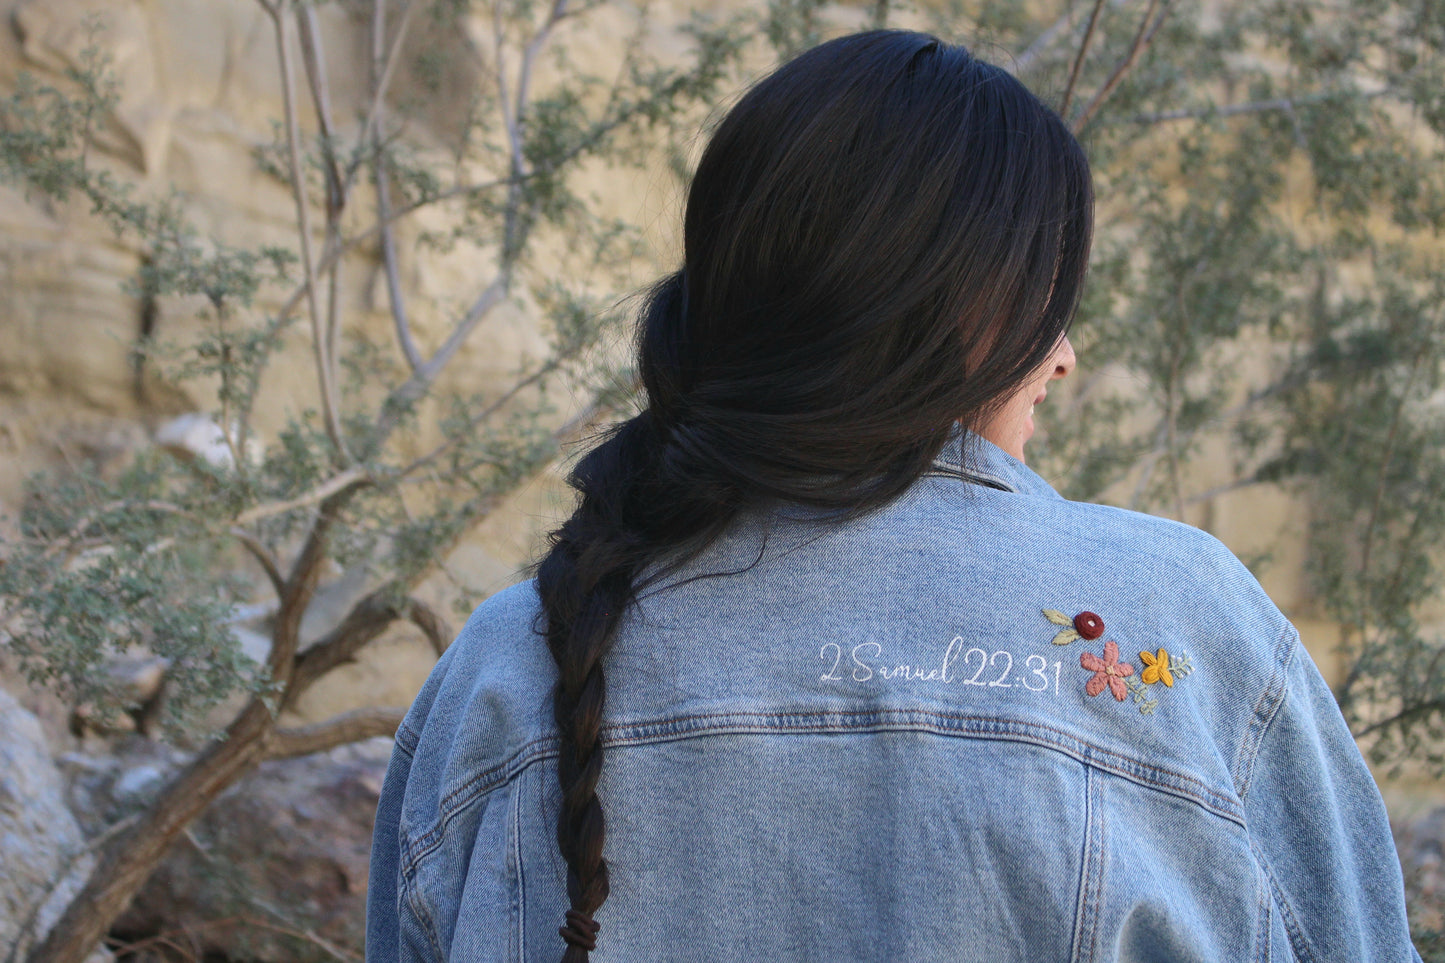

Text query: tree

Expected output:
[1016,0,1445,776]
[3,0,1443,958]
[0,1,743,959]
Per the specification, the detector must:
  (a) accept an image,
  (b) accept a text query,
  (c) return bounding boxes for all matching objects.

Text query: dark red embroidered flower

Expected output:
[1074,611,1104,640]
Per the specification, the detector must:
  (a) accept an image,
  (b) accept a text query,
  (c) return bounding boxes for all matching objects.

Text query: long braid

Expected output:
[533,29,1093,959]
[537,278,744,960]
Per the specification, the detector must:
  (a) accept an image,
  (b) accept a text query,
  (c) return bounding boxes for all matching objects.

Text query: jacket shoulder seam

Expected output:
[402,708,1246,878]
[1233,622,1299,802]
[395,720,422,756]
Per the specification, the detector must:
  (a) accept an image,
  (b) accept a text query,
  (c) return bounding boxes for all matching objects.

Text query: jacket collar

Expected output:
[930,426,1063,500]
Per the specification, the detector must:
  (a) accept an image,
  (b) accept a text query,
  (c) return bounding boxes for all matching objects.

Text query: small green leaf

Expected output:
[1052,628,1081,645]
[1042,609,1072,626]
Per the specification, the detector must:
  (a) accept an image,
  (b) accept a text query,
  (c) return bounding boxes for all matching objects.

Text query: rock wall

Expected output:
[0,0,585,723]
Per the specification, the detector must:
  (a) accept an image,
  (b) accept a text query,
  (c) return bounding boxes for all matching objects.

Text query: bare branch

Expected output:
[1060,0,1108,117]
[370,273,511,446]
[296,5,346,216]
[296,4,350,379]
[262,177,510,345]
[346,0,419,201]
[1352,699,1445,740]
[281,589,419,702]
[517,0,570,139]
[494,3,522,180]
[372,0,421,372]
[1013,0,1146,77]
[1183,476,1268,507]
[394,359,560,479]
[271,490,359,684]
[1013,7,1078,75]
[233,467,372,526]
[41,499,189,561]
[265,706,408,759]
[229,527,286,598]
[1073,0,1171,134]
[407,597,453,656]
[272,1,350,463]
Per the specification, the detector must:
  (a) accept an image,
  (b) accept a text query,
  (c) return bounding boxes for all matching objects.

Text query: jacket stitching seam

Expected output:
[922,467,1014,492]
[510,779,524,961]
[396,720,422,756]
[400,710,1244,875]
[399,852,445,961]
[1254,843,1271,963]
[1234,624,1298,802]
[1069,764,1094,963]
[1088,772,1107,963]
[1253,841,1318,963]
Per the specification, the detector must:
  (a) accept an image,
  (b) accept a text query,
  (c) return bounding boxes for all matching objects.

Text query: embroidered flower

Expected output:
[1139,648,1174,687]
[1080,641,1134,701]
[1042,609,1104,645]
[1073,612,1104,640]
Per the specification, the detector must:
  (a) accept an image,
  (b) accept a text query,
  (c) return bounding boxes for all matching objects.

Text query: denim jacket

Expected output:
[367,432,1419,962]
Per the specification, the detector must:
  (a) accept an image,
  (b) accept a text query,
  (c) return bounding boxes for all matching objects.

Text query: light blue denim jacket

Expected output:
[367,432,1420,962]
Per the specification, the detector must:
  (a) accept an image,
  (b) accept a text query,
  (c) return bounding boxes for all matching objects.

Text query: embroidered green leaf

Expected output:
[1042,609,1072,626]
[1124,675,1162,715]
[1051,628,1081,645]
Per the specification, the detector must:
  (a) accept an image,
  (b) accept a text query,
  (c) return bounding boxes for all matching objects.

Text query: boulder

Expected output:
[1397,806,1445,939]
[0,688,108,961]
[108,738,393,962]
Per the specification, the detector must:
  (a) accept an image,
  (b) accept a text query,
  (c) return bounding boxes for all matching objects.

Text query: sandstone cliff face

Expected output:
[0,0,565,503]
[0,0,581,720]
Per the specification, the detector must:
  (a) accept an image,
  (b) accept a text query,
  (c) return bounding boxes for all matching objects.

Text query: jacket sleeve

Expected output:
[1238,630,1420,962]
[366,734,417,963]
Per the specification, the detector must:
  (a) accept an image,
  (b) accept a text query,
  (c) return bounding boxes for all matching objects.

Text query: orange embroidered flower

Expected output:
[1080,641,1134,701]
[1139,648,1174,687]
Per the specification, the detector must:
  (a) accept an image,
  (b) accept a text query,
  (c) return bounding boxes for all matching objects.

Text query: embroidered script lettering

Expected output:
[818,637,1061,695]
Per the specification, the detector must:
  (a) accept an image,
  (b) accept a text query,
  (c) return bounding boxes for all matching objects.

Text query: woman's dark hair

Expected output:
[534,29,1093,959]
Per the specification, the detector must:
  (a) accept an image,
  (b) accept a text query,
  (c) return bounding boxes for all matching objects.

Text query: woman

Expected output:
[367,31,1419,962]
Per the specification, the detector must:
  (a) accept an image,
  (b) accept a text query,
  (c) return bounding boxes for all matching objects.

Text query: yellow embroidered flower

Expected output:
[1139,648,1174,687]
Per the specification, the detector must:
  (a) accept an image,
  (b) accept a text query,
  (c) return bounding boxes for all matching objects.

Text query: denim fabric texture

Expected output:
[366,431,1420,962]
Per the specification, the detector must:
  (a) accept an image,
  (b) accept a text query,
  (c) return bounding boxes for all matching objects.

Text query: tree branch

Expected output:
[345,0,419,202]
[296,5,345,217]
[41,499,189,561]
[229,527,286,598]
[370,273,511,447]
[406,597,453,656]
[1060,0,1108,117]
[1072,0,1170,134]
[1351,698,1445,740]
[264,706,408,759]
[233,467,372,526]
[394,359,560,479]
[372,0,421,372]
[269,0,350,464]
[285,590,449,707]
[270,490,357,686]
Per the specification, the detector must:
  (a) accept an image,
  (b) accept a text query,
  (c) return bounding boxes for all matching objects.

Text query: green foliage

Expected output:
[0,0,752,744]
[1019,0,1445,773]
